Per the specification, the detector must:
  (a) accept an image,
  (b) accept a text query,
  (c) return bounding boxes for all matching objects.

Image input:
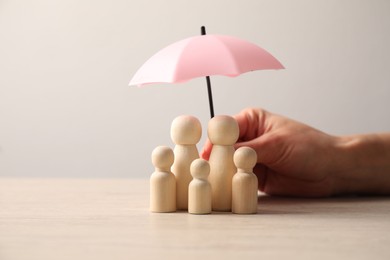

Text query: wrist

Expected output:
[333,134,390,195]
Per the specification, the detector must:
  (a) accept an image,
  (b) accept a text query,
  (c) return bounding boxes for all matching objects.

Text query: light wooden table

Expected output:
[1,179,390,260]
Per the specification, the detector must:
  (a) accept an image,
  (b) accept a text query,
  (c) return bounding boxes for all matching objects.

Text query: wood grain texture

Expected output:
[232,146,258,214]
[207,115,239,212]
[1,178,390,260]
[172,144,198,210]
[150,146,176,212]
[188,159,211,214]
[171,115,201,210]
[208,145,236,211]
[232,172,258,214]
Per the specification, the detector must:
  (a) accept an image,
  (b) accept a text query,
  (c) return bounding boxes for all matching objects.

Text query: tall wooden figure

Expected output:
[171,115,202,210]
[188,159,212,215]
[150,146,176,213]
[232,147,258,214]
[208,115,239,211]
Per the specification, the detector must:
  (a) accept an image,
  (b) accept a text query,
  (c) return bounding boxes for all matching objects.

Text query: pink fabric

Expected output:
[129,34,284,86]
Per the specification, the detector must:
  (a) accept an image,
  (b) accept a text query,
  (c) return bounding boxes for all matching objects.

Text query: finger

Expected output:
[233,108,267,142]
[233,110,250,142]
[200,138,213,160]
[253,163,268,192]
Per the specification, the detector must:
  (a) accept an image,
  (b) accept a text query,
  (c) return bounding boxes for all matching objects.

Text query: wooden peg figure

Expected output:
[188,159,212,215]
[150,146,176,213]
[170,115,202,210]
[207,115,239,211]
[232,147,258,214]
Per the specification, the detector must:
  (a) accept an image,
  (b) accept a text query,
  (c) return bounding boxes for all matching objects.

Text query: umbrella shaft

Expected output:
[206,76,215,118]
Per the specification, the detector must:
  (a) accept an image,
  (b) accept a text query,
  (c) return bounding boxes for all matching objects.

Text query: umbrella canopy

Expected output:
[129,27,284,118]
[129,34,284,86]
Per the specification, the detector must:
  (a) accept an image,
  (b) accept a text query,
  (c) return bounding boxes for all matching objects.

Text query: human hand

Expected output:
[201,108,345,197]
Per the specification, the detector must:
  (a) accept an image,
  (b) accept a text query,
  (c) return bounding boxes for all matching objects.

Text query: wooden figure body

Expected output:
[232,147,258,214]
[170,115,202,210]
[188,159,212,215]
[207,115,239,211]
[150,146,176,213]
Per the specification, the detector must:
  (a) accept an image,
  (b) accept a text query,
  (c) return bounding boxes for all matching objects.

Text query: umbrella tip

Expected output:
[201,26,206,35]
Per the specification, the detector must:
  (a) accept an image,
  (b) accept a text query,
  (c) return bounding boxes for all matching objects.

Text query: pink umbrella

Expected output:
[129,27,284,118]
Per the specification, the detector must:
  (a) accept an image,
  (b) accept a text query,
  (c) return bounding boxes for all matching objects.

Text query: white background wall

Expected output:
[1,0,389,178]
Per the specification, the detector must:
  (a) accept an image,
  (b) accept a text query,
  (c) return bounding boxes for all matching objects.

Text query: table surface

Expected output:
[1,178,390,260]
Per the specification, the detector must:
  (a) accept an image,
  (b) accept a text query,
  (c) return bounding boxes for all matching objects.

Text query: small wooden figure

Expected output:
[150,146,176,213]
[188,159,212,215]
[170,115,202,210]
[232,146,258,214]
[207,115,239,211]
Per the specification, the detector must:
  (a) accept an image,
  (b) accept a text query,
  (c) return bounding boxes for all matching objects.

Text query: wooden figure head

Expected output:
[207,115,239,145]
[234,146,257,172]
[170,115,202,145]
[151,146,174,171]
[190,158,210,180]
